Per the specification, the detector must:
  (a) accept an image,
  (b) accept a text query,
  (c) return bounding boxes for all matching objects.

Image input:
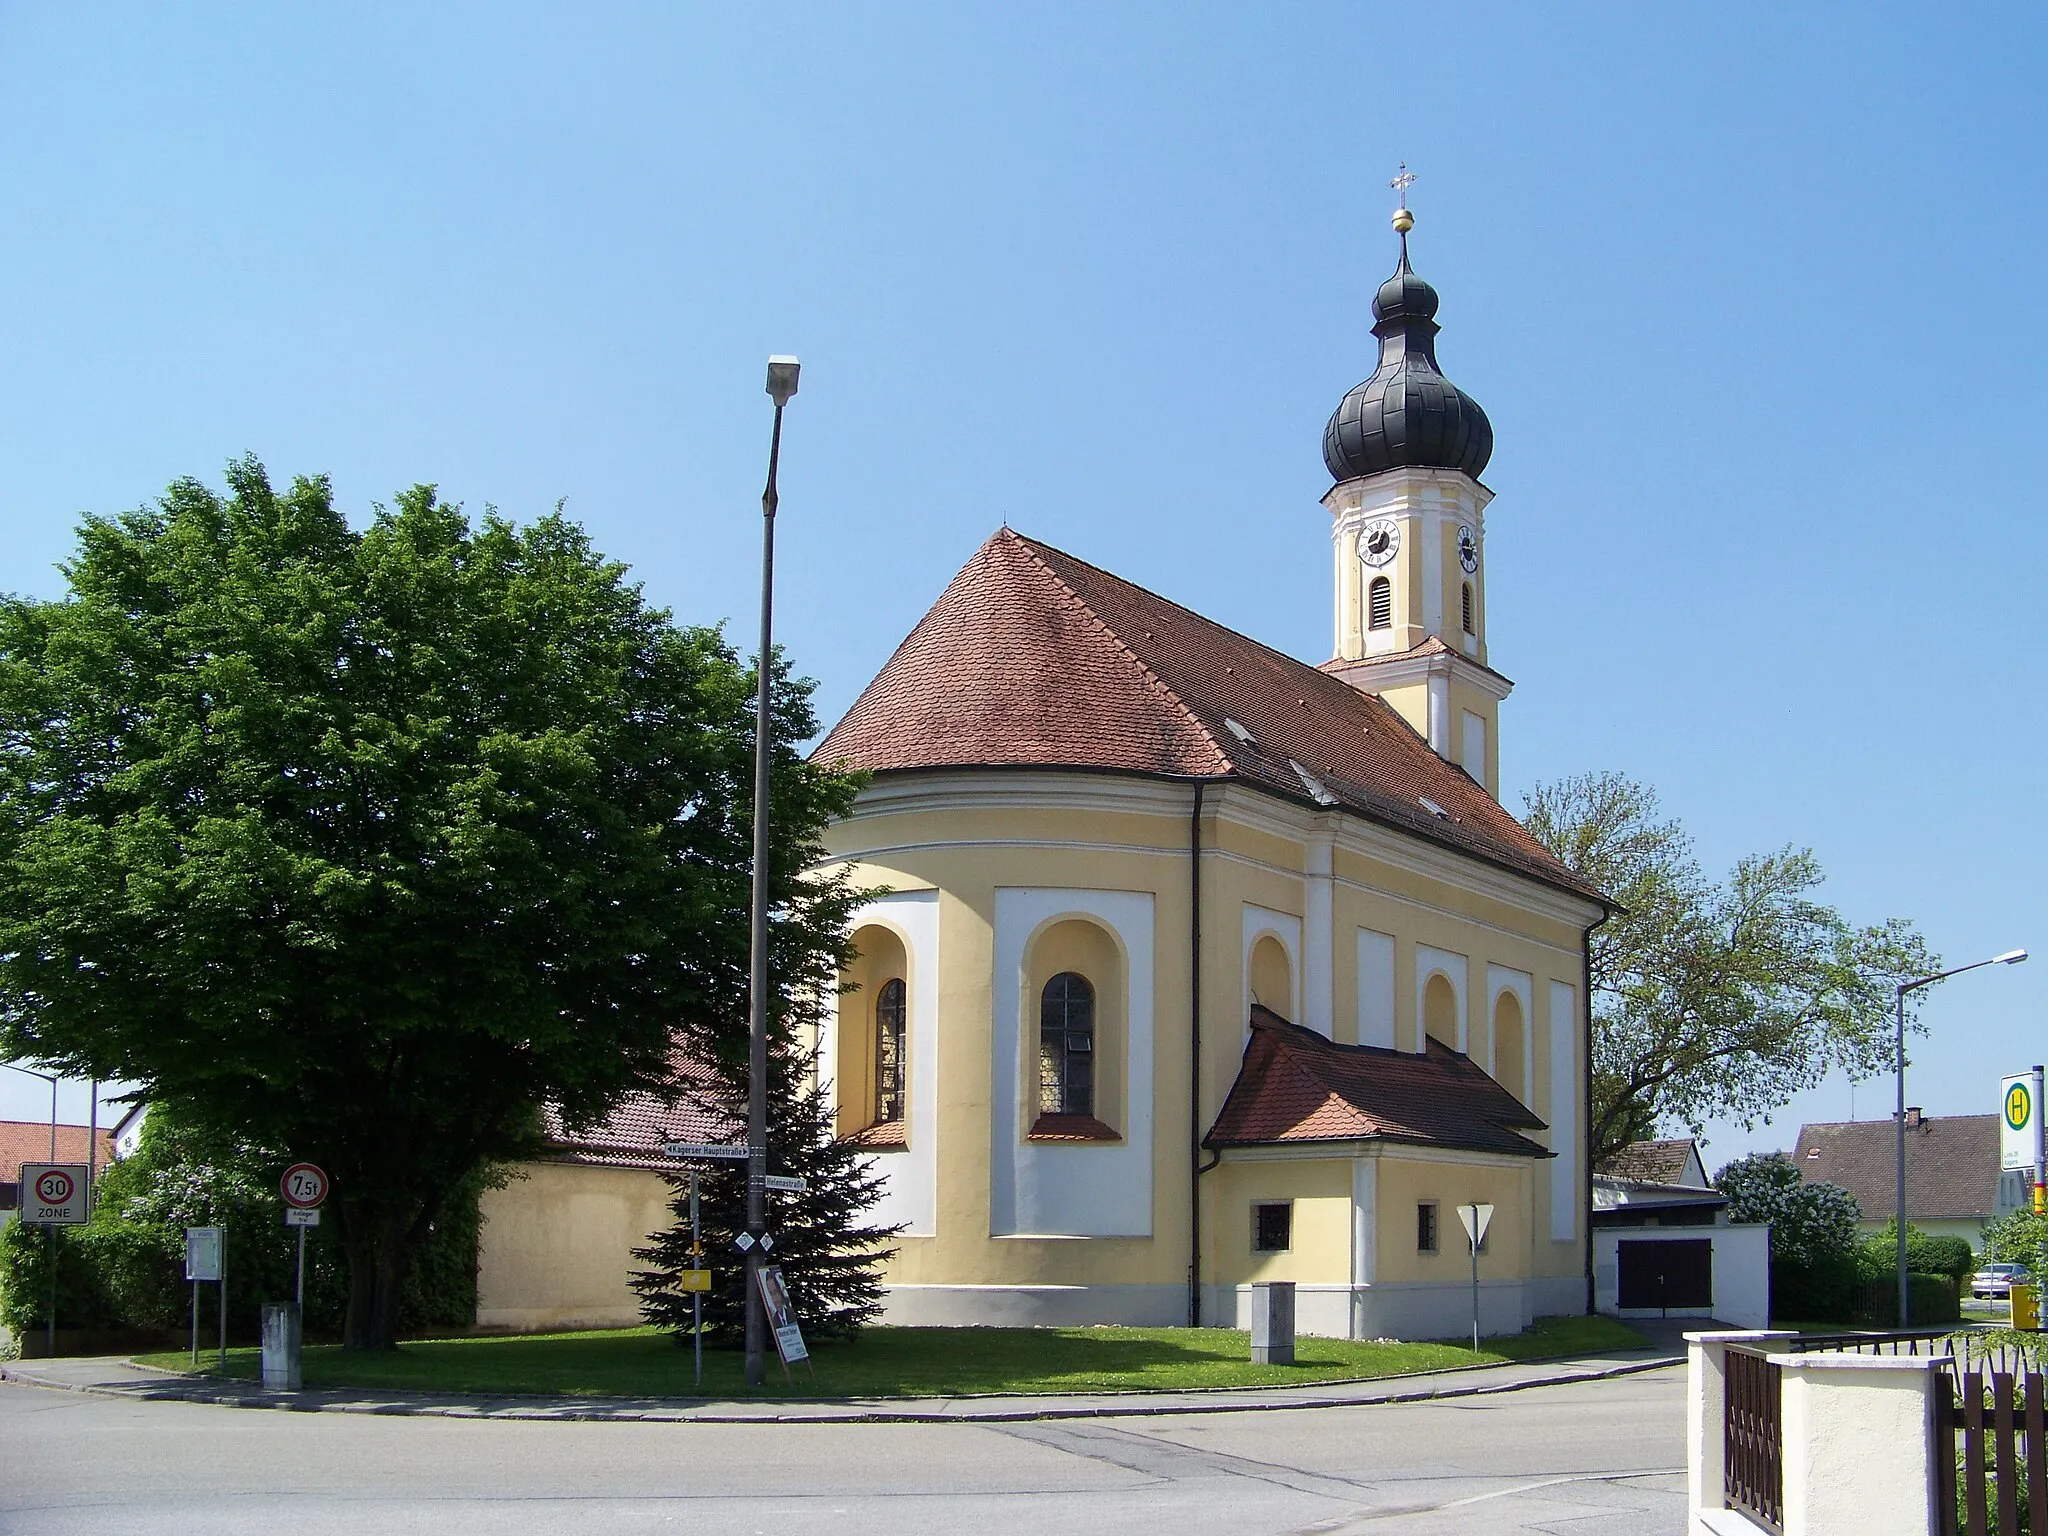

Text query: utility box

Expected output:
[260,1302,302,1391]
[2013,1284,2039,1331]
[1249,1280,1295,1365]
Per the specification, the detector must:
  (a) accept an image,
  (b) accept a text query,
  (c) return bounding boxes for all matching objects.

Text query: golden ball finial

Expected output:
[1392,206,1414,235]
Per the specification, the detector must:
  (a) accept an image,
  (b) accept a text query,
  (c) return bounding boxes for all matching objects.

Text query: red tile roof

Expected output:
[0,1122,114,1185]
[1598,1138,1707,1188]
[543,1060,742,1173]
[1792,1115,1998,1223]
[815,530,1599,902]
[1205,1006,1551,1158]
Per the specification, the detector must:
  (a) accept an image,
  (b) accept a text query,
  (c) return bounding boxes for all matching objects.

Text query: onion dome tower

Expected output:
[1322,204,1493,482]
[1321,169,1510,797]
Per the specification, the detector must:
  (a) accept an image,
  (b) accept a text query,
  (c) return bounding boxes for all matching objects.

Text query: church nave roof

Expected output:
[814,528,1595,901]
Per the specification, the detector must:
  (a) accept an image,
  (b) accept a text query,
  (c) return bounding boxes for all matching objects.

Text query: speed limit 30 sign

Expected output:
[281,1163,330,1209]
[18,1163,90,1225]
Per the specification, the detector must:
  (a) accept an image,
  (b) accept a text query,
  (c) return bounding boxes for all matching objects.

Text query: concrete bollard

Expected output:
[1250,1281,1295,1365]
[260,1302,301,1391]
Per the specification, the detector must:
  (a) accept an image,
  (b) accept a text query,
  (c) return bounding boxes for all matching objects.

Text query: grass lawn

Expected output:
[135,1314,1647,1399]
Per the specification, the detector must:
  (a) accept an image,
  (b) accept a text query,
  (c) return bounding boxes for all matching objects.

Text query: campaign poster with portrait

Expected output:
[755,1264,809,1365]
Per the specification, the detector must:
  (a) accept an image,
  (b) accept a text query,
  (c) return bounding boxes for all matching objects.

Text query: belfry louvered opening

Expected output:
[1368,575,1392,631]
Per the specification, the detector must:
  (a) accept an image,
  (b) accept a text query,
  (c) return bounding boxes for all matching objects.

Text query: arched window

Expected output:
[1368,575,1392,632]
[1423,973,1459,1050]
[1038,971,1095,1116]
[1461,582,1474,634]
[874,978,907,1123]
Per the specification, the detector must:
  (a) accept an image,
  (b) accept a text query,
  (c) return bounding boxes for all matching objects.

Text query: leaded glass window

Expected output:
[1038,971,1095,1116]
[874,977,907,1124]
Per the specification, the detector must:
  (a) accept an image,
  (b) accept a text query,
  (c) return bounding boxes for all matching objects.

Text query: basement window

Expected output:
[1253,1202,1293,1254]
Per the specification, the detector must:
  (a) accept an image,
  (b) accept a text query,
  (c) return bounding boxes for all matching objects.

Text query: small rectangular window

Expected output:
[1253,1202,1292,1253]
[1417,1201,1439,1253]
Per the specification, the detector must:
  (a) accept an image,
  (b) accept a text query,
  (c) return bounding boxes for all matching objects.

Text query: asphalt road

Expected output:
[0,1366,1686,1535]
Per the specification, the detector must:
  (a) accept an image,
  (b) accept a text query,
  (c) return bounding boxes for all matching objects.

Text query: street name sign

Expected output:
[761,1175,808,1194]
[664,1142,753,1160]
[18,1164,88,1225]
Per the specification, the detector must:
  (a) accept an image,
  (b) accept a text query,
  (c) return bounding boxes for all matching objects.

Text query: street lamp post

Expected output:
[1,1061,59,1160]
[745,354,801,1390]
[3,1061,61,1357]
[1894,948,2028,1324]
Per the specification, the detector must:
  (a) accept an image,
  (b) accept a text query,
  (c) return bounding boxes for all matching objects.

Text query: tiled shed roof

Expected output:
[814,529,1602,904]
[1792,1114,1999,1223]
[543,1061,742,1173]
[1204,1006,1551,1159]
[1598,1138,1707,1188]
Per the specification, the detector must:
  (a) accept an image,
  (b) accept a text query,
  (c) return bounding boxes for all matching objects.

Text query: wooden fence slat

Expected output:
[1993,1372,2018,1536]
[2027,1371,2045,1536]
[1967,1369,1989,1536]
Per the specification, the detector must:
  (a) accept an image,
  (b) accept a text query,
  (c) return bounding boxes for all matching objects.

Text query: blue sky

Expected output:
[2,5,2042,1167]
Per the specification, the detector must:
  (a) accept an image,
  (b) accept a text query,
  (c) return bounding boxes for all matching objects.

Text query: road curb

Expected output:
[0,1352,1681,1424]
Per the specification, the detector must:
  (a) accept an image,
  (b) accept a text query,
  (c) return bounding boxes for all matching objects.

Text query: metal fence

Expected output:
[1725,1344,1784,1533]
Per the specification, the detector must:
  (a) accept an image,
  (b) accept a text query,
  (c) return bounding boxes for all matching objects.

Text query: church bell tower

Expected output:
[1321,171,1510,797]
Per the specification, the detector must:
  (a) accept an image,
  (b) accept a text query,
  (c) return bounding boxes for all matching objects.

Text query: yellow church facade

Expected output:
[808,213,1608,1339]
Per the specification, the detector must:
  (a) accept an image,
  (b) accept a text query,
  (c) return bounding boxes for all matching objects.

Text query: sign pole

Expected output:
[690,1171,702,1389]
[1469,1217,1480,1353]
[218,1235,228,1372]
[46,1224,57,1359]
[191,1276,199,1366]
[296,1224,307,1309]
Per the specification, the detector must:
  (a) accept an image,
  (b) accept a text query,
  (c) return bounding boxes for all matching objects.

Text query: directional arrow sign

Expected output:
[1457,1203,1494,1250]
[733,1233,756,1252]
[664,1142,754,1161]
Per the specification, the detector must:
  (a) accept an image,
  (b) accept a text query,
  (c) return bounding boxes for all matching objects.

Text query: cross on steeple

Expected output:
[1390,163,1416,237]
[1390,163,1416,209]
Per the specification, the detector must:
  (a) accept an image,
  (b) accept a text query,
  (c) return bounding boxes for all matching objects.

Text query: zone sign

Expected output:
[19,1163,90,1225]
[280,1163,330,1210]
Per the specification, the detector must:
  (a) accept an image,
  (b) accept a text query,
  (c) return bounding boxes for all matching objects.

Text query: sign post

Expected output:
[20,1163,90,1357]
[1457,1203,1495,1354]
[279,1163,329,1308]
[663,1144,750,1387]
[185,1226,224,1369]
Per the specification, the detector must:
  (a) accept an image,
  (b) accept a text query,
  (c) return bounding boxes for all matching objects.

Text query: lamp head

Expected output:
[765,355,801,406]
[1997,949,2030,965]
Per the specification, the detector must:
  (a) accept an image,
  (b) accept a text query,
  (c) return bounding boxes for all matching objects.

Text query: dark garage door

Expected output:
[1617,1238,1713,1309]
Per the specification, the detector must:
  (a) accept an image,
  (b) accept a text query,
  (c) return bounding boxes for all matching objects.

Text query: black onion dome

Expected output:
[1323,238,1493,482]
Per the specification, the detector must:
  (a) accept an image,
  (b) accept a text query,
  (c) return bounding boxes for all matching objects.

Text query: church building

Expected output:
[810,199,1609,1341]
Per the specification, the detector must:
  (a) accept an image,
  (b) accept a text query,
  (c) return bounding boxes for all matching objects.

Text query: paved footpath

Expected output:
[1,1337,1680,1423]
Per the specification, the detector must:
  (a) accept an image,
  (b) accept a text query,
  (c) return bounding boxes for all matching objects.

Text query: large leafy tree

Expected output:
[0,459,860,1348]
[1525,772,1934,1169]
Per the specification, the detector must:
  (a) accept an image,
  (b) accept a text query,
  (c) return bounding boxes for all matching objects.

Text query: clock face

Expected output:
[1359,519,1400,569]
[1457,525,1479,573]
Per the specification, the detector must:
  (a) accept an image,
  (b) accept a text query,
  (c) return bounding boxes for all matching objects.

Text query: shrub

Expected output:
[1,1107,482,1342]
[1857,1220,1974,1288]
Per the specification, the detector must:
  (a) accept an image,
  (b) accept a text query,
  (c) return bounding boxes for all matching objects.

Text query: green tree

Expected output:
[0,460,861,1348]
[1717,1151,1864,1320]
[1524,772,1934,1168]
[633,1039,900,1344]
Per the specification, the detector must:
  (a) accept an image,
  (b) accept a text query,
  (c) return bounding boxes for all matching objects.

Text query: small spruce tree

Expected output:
[633,1037,900,1344]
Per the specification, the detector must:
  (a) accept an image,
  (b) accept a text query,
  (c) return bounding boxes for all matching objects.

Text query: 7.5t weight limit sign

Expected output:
[281,1163,330,1209]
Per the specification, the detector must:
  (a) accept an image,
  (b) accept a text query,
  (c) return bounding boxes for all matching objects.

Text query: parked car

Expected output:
[1972,1262,2034,1299]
